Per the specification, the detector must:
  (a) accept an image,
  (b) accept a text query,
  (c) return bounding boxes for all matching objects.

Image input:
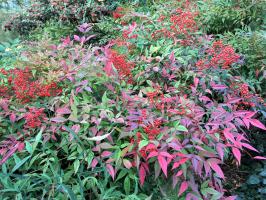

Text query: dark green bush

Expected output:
[197,0,266,34]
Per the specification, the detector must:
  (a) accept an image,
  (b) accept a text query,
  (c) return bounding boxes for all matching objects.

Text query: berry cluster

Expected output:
[113,7,125,19]
[109,51,135,83]
[143,119,162,140]
[196,41,240,70]
[0,68,62,103]
[23,107,47,128]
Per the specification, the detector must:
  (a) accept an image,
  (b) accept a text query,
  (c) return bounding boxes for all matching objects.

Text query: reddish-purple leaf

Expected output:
[249,119,266,130]
[178,181,188,197]
[139,164,146,186]
[106,164,115,180]
[158,155,168,177]
[232,147,241,165]
[208,159,224,179]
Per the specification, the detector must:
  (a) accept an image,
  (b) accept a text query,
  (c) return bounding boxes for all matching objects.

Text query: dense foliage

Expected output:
[0,0,266,199]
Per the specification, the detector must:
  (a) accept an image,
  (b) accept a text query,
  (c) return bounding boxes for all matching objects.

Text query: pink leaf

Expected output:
[169,51,175,63]
[139,164,146,186]
[147,151,158,159]
[51,117,67,123]
[175,170,183,177]
[0,145,18,165]
[106,164,115,180]
[172,161,181,170]
[208,159,224,179]
[249,119,266,130]
[254,156,266,160]
[178,181,188,197]
[123,159,132,169]
[160,151,172,158]
[216,144,224,161]
[224,196,237,200]
[91,158,98,168]
[158,155,168,177]
[194,77,199,89]
[227,97,242,104]
[74,35,80,41]
[103,61,114,76]
[17,142,25,152]
[241,143,258,152]
[9,113,16,123]
[223,128,235,143]
[232,147,241,165]
[56,107,71,115]
[211,84,228,90]
[101,151,112,157]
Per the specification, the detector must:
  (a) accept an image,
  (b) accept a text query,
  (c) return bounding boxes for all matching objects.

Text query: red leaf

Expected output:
[158,155,168,177]
[232,147,241,165]
[254,156,266,160]
[178,181,188,197]
[208,159,224,179]
[139,165,146,186]
[106,164,115,180]
[249,119,266,130]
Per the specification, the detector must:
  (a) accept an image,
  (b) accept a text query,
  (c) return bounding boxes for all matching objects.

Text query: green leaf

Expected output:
[177,125,188,132]
[85,133,111,141]
[58,184,77,200]
[32,128,43,154]
[138,140,149,150]
[11,156,31,173]
[74,160,80,174]
[124,176,130,195]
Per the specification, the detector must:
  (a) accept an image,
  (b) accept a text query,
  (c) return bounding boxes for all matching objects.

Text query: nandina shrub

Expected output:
[0,0,266,199]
